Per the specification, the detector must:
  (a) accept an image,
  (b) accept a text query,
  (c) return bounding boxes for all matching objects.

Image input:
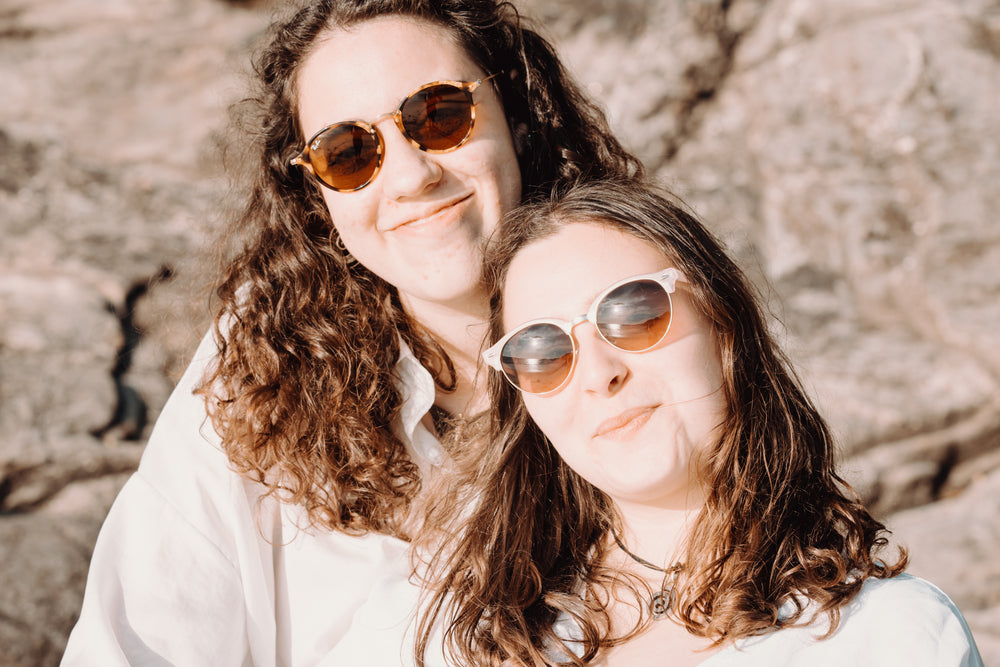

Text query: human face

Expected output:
[500,222,726,510]
[296,17,521,314]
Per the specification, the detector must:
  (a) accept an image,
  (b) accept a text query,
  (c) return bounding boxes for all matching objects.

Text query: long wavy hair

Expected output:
[197,0,641,539]
[418,179,906,665]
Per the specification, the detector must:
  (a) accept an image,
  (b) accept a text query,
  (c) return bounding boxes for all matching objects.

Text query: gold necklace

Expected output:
[611,528,683,621]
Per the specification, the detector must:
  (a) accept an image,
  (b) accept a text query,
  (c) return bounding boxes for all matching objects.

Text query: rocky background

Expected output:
[1,0,997,664]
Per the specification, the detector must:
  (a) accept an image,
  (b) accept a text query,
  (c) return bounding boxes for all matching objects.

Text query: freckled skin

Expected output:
[296,17,522,314]
[502,222,726,511]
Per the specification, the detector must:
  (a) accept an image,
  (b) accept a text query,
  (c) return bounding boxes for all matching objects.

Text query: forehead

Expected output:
[502,222,669,325]
[296,16,482,135]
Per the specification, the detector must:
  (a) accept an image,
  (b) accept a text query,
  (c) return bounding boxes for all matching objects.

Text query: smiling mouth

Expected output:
[594,405,659,440]
[388,193,473,232]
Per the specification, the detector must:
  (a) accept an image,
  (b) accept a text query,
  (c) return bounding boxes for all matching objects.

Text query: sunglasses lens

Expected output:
[596,280,673,352]
[400,83,475,151]
[309,123,380,191]
[499,323,575,394]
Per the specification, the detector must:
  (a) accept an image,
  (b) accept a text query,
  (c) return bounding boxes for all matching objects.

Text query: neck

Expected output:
[400,291,490,417]
[612,492,706,577]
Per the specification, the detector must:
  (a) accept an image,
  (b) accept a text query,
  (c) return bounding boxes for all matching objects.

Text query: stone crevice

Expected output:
[90,266,174,444]
[0,448,144,514]
[660,0,748,162]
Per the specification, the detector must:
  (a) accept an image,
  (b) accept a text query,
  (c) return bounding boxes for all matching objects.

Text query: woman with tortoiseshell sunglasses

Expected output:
[62,1,641,664]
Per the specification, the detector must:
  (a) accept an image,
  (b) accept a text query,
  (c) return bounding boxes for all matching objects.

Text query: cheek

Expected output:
[502,167,522,213]
[521,394,584,469]
[689,348,724,398]
[323,191,377,241]
[468,148,520,208]
[489,137,522,197]
[667,322,725,399]
[470,121,521,200]
[522,395,569,439]
[490,167,521,218]
[499,137,522,199]
[321,191,346,232]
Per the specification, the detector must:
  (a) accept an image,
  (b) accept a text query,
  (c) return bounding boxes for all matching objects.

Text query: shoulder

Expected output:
[852,572,955,608]
[135,328,236,502]
[831,574,984,665]
[710,574,984,667]
[821,574,982,666]
[847,574,970,632]
[110,328,272,557]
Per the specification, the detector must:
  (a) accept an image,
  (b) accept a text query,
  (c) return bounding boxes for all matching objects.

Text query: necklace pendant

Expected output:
[650,588,674,620]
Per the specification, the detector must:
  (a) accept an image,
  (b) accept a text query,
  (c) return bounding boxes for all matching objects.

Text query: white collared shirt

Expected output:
[62,330,448,666]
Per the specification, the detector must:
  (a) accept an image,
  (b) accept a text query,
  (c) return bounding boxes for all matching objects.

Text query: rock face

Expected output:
[1,0,997,664]
[0,0,265,661]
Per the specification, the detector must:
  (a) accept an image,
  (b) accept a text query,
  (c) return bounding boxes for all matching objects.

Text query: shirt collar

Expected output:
[393,339,441,464]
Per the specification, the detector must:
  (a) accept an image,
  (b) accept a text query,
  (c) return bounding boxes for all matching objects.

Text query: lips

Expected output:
[383,192,473,232]
[593,405,659,440]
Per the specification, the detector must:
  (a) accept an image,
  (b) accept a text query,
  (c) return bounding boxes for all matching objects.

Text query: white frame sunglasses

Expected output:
[483,268,684,395]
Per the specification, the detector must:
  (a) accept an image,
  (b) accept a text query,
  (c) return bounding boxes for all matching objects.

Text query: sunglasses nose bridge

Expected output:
[376,107,432,154]
[573,312,611,351]
[570,311,607,342]
[562,313,589,349]
[371,109,401,135]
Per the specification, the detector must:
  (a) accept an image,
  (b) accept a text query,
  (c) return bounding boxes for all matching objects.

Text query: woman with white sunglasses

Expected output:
[419,179,982,666]
[62,1,641,664]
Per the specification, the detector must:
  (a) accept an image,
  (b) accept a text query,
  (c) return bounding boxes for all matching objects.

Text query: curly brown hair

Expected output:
[418,179,906,665]
[197,0,641,540]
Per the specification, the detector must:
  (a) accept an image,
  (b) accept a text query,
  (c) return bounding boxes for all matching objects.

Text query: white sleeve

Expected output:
[61,330,267,666]
[61,475,252,666]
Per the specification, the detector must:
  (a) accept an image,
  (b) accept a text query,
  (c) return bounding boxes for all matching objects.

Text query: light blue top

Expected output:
[700,574,981,666]
[553,573,983,666]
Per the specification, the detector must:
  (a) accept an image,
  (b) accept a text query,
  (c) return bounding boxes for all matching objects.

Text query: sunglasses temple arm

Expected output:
[289,153,318,178]
[470,71,503,93]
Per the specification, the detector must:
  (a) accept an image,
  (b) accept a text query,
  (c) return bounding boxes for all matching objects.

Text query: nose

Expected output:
[573,324,630,396]
[376,121,443,199]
